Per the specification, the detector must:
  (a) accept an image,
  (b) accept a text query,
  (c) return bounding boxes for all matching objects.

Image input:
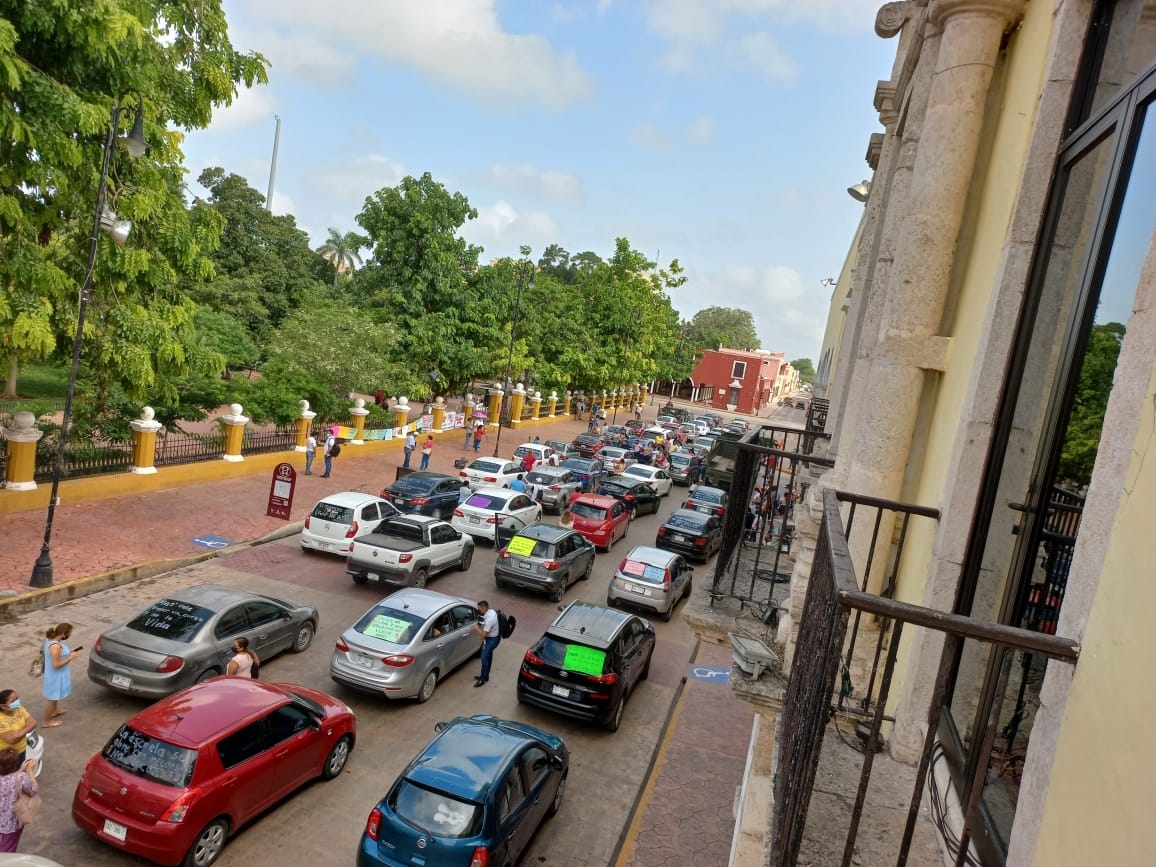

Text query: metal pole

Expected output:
[31,100,123,587]
[492,261,531,458]
[265,114,281,211]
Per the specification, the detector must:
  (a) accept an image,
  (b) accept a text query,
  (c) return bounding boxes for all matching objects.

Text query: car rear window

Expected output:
[507,535,554,558]
[102,724,198,788]
[692,489,723,504]
[391,477,437,494]
[468,460,503,472]
[599,482,631,497]
[621,559,667,585]
[526,471,560,485]
[126,598,212,642]
[537,636,609,675]
[354,605,425,644]
[670,455,691,467]
[311,501,354,523]
[667,514,707,532]
[390,779,482,839]
[465,492,508,510]
[570,502,609,521]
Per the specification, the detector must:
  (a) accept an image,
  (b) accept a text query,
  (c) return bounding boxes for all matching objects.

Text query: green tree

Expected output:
[685,306,760,352]
[318,227,368,289]
[0,0,268,401]
[1059,322,1124,484]
[791,357,815,383]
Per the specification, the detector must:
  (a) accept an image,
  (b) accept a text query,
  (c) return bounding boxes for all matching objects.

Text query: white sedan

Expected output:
[451,486,542,541]
[459,457,523,488]
[622,464,674,497]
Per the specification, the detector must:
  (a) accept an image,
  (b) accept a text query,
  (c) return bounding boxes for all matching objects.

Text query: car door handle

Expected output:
[258,633,269,641]
[436,643,447,649]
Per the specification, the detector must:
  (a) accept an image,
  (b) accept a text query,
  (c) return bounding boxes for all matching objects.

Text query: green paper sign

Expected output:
[507,535,537,557]
[363,614,410,643]
[563,644,606,676]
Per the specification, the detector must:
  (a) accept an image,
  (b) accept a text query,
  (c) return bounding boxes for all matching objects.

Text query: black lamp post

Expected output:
[30,92,147,588]
[492,260,534,458]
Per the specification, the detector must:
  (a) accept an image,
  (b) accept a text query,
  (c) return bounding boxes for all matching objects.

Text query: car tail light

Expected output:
[94,637,103,655]
[156,656,184,673]
[379,490,390,499]
[411,497,429,506]
[469,847,490,867]
[624,493,635,501]
[523,650,545,668]
[485,516,497,524]
[336,638,350,652]
[345,520,359,539]
[304,516,312,529]
[549,485,561,491]
[366,808,382,840]
[588,671,618,685]
[484,476,497,482]
[694,536,707,547]
[453,509,465,517]
[663,573,673,594]
[542,560,560,571]
[657,526,667,536]
[459,471,468,478]
[714,506,725,516]
[160,790,200,823]
[498,549,511,559]
[382,654,414,667]
[399,553,413,563]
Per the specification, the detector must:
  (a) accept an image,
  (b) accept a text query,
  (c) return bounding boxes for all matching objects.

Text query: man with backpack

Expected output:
[472,600,500,687]
[321,435,342,478]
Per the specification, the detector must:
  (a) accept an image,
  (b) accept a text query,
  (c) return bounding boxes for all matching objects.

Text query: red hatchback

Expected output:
[569,493,631,551]
[73,678,356,867]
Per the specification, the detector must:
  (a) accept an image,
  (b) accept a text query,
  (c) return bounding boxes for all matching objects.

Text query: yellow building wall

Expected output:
[1032,374,1156,865]
[818,214,864,390]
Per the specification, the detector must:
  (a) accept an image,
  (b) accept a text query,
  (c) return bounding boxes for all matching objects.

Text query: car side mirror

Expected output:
[551,754,566,770]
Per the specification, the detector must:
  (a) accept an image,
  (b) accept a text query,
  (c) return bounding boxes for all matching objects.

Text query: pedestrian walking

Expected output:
[458,480,474,504]
[42,623,80,727]
[226,637,259,678]
[403,430,417,468]
[473,423,485,452]
[472,601,500,686]
[420,435,434,471]
[304,431,317,475]
[321,435,341,478]
[0,748,39,853]
[463,421,473,450]
[521,450,536,474]
[0,692,35,765]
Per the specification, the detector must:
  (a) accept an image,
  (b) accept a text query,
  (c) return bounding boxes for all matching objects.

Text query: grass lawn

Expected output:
[3,362,68,401]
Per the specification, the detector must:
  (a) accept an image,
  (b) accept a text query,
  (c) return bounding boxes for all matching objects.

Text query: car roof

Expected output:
[165,584,261,609]
[515,522,572,541]
[386,513,440,525]
[389,471,456,489]
[689,486,727,499]
[314,491,387,509]
[547,601,632,647]
[530,466,571,479]
[622,546,679,568]
[131,678,293,747]
[665,508,712,526]
[378,587,474,618]
[572,494,618,508]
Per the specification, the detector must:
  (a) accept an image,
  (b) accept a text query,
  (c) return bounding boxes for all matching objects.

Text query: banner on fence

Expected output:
[329,424,358,439]
[363,428,393,441]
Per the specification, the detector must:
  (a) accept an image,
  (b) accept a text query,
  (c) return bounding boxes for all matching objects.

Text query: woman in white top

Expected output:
[226,637,259,678]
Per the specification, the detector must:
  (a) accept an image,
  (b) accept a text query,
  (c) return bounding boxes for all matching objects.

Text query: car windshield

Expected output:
[468,460,503,472]
[570,503,608,521]
[599,482,631,497]
[126,598,212,642]
[667,514,707,532]
[287,690,325,717]
[623,466,650,478]
[391,477,437,495]
[574,436,600,445]
[465,492,508,510]
[620,559,668,585]
[526,471,562,485]
[563,459,596,473]
[546,441,568,452]
[311,502,354,523]
[102,724,198,788]
[691,490,723,504]
[670,455,691,467]
[537,636,610,675]
[507,535,554,558]
[390,779,482,839]
[354,605,426,645]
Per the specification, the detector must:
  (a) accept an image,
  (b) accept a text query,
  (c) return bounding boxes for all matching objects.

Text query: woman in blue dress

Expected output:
[42,623,82,727]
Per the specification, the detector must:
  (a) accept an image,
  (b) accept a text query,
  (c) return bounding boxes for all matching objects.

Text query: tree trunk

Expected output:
[2,356,18,399]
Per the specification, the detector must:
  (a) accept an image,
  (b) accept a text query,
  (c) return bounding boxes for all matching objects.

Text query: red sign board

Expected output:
[266,462,297,520]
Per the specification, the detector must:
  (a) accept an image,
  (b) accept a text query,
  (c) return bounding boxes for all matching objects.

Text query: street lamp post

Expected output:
[492,260,534,458]
[30,92,147,588]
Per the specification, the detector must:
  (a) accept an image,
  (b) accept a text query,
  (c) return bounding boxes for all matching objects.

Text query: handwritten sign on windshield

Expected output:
[507,535,537,557]
[363,614,410,643]
[563,644,606,676]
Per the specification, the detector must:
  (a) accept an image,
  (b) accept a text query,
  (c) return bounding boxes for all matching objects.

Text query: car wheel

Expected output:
[196,668,220,684]
[300,545,314,555]
[459,546,474,571]
[496,576,509,589]
[351,573,367,585]
[581,559,593,581]
[629,506,637,521]
[547,770,568,817]
[321,734,353,780]
[550,581,566,603]
[182,817,229,867]
[685,579,694,600]
[413,568,429,588]
[663,603,674,622]
[606,697,625,733]
[417,670,438,703]
[292,622,315,653]
[640,656,651,680]
[622,519,630,540]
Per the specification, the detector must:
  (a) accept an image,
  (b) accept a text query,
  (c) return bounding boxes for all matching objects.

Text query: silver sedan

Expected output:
[87,584,318,698]
[329,588,481,702]
[524,466,582,513]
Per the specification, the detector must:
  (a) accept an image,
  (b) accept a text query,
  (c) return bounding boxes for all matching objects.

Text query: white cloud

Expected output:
[685,114,716,144]
[305,153,407,213]
[270,190,296,216]
[206,85,274,132]
[627,122,671,152]
[479,164,585,202]
[738,32,798,84]
[239,0,593,108]
[465,200,561,248]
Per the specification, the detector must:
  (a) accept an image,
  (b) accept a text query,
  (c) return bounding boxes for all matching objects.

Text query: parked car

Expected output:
[545,439,577,461]
[608,546,694,621]
[667,452,695,485]
[524,466,582,513]
[678,423,699,441]
[356,714,568,867]
[347,515,474,586]
[639,426,668,446]
[560,456,607,493]
[624,419,646,435]
[655,414,677,426]
[516,601,655,732]
[494,523,596,602]
[512,442,556,467]
[381,471,462,520]
[452,486,541,541]
[655,509,724,562]
[568,493,631,551]
[72,678,355,867]
[683,485,729,517]
[571,433,606,458]
[301,492,399,556]
[330,588,481,703]
[597,475,662,518]
[621,464,674,496]
[87,585,318,699]
[603,424,629,441]
[459,457,522,488]
[692,418,712,436]
[795,399,808,410]
[598,445,638,470]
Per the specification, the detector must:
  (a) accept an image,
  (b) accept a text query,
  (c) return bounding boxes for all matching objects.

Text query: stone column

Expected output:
[639,384,648,405]
[509,383,527,429]
[563,391,573,416]
[432,397,446,431]
[295,400,316,451]
[487,388,503,430]
[220,403,248,463]
[349,398,369,444]
[130,407,163,475]
[463,392,476,426]
[530,391,542,421]
[393,397,411,436]
[547,391,558,418]
[2,411,44,491]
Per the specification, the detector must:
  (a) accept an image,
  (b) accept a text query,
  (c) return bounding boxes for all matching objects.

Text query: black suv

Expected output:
[517,602,656,732]
[380,471,461,520]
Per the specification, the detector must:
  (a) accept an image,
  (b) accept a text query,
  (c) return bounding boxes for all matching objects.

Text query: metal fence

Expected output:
[243,426,298,455]
[33,439,135,483]
[154,429,227,467]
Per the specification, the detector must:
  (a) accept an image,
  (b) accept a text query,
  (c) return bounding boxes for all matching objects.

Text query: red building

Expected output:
[687,349,791,416]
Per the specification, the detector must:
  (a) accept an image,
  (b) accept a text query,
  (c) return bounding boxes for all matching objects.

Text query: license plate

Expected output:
[317,541,332,551]
[469,516,480,524]
[551,684,571,698]
[367,572,379,582]
[110,674,132,689]
[517,561,531,570]
[103,819,128,842]
[674,534,687,543]
[352,653,375,669]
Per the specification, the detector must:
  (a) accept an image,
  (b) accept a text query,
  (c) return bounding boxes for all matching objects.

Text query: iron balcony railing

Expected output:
[771,489,1080,867]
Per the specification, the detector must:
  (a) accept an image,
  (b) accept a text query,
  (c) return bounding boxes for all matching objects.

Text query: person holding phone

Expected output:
[42,623,80,727]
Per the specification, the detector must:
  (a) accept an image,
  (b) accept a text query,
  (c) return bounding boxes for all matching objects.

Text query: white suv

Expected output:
[301,491,398,555]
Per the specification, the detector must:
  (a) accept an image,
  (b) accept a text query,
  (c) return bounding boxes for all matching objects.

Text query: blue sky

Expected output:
[181,0,895,362]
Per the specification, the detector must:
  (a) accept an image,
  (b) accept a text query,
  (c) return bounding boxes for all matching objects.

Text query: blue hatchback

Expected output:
[357,714,569,867]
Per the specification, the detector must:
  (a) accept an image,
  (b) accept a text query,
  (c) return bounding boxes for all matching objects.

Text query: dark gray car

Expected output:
[495,523,596,602]
[524,466,582,513]
[87,584,318,699]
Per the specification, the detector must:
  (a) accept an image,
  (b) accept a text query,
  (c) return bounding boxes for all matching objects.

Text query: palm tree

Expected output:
[318,228,367,289]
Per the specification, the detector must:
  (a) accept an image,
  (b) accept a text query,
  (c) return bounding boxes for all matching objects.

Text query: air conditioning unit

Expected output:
[729,633,779,680]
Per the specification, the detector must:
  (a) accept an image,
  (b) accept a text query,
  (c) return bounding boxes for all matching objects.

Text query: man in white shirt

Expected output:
[472,600,500,686]
[321,434,336,478]
[403,431,417,469]
[304,432,317,475]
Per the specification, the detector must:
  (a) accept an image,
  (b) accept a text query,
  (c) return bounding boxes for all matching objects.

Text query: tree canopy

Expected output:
[684,306,760,353]
[1059,322,1124,484]
[791,357,815,383]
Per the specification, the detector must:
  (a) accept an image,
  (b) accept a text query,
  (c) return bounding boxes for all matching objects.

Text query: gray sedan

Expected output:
[87,584,318,698]
[525,466,582,513]
[329,588,481,702]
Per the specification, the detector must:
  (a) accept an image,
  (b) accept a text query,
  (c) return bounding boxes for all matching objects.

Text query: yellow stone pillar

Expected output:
[350,398,369,444]
[509,384,527,429]
[639,384,648,405]
[547,391,558,418]
[563,391,572,416]
[3,411,44,491]
[487,389,503,430]
[130,407,163,475]
[221,403,248,462]
[393,397,412,437]
[432,397,446,431]
[530,391,542,421]
[295,400,316,451]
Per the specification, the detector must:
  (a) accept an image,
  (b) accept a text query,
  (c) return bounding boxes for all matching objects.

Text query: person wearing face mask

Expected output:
[42,623,81,727]
[226,637,259,678]
[0,693,35,765]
